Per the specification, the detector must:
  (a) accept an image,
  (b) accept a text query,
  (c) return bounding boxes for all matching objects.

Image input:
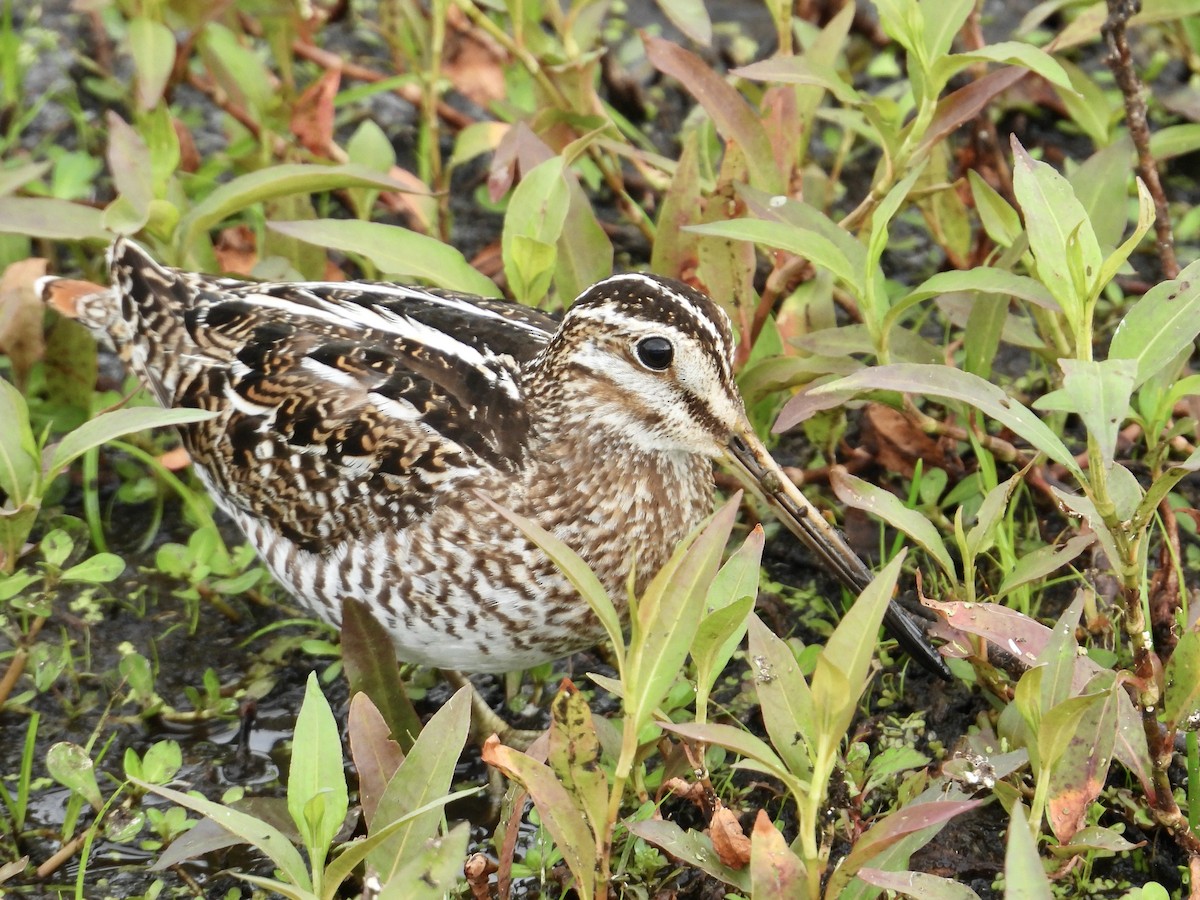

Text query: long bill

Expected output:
[724,423,951,681]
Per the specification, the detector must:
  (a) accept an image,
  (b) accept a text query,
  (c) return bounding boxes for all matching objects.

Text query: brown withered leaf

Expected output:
[444,5,507,107]
[214,225,259,276]
[861,402,952,478]
[375,165,437,233]
[708,805,751,870]
[174,117,201,173]
[0,258,49,388]
[291,67,341,157]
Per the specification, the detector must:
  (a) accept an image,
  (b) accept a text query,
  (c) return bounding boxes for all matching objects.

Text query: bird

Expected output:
[48,238,949,680]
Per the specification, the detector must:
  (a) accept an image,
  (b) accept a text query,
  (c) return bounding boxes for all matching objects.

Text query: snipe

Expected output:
[51,239,948,679]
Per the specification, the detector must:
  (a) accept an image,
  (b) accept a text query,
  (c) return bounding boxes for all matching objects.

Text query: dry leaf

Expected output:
[214,225,259,276]
[0,258,49,387]
[862,402,952,478]
[291,67,342,157]
[444,5,507,107]
[708,805,751,869]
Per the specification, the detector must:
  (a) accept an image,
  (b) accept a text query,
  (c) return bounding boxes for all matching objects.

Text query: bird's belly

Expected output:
[234,508,608,673]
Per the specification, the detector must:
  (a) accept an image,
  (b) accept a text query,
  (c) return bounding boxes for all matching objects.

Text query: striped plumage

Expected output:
[63,239,947,677]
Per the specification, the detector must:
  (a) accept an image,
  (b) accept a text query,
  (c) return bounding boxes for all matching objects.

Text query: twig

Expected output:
[1103,0,1179,278]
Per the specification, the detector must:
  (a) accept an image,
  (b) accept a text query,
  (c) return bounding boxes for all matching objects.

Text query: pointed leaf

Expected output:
[831,470,955,578]
[1005,805,1052,898]
[797,364,1083,480]
[288,673,348,857]
[626,819,750,891]
[482,736,596,898]
[626,495,740,735]
[747,615,815,780]
[749,810,809,900]
[133,778,312,892]
[367,686,471,880]
[1109,258,1200,388]
[48,406,219,477]
[268,219,499,297]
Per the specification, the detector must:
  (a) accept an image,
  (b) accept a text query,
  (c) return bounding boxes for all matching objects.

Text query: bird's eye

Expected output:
[635,336,674,371]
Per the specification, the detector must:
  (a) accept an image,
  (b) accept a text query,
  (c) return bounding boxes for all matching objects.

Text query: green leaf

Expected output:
[626,495,740,738]
[693,526,763,704]
[0,160,51,198]
[287,673,348,860]
[1033,358,1135,469]
[554,169,613,303]
[0,379,39,506]
[501,157,570,305]
[178,163,414,255]
[1164,630,1200,733]
[922,0,974,59]
[814,553,905,738]
[268,218,498,297]
[997,535,1094,597]
[46,742,102,810]
[376,821,471,900]
[1004,805,1052,897]
[48,406,219,478]
[1097,176,1155,288]
[856,868,983,898]
[133,777,312,891]
[801,364,1084,481]
[1047,677,1118,842]
[731,56,861,105]
[654,0,712,45]
[886,267,1057,337]
[626,819,751,891]
[831,470,955,579]
[747,615,815,780]
[968,170,1022,247]
[548,687,607,842]
[61,553,126,584]
[662,721,794,785]
[1011,137,1102,325]
[367,686,471,882]
[1132,446,1200,533]
[964,469,1025,561]
[128,17,175,111]
[687,218,860,291]
[1109,258,1200,388]
[0,197,109,241]
[1039,692,1108,773]
[933,43,1073,94]
[323,788,479,898]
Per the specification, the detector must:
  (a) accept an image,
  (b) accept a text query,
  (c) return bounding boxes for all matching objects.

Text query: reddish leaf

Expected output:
[749,811,807,899]
[340,597,422,752]
[291,68,341,157]
[1047,682,1119,842]
[642,34,782,195]
[917,67,1029,156]
[348,692,404,828]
